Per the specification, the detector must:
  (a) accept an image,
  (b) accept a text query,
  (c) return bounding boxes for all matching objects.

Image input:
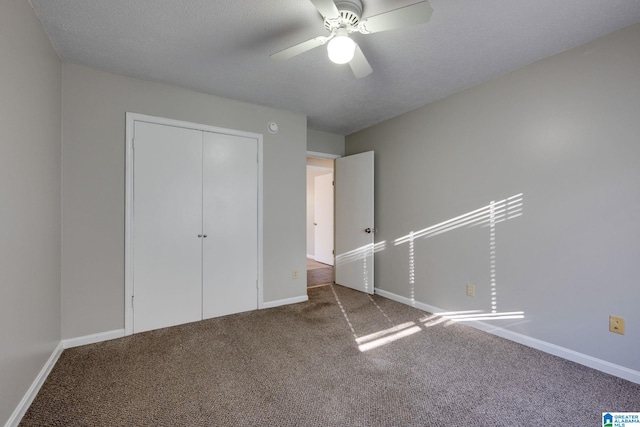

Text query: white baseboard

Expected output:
[307,254,315,260]
[374,287,640,385]
[262,295,308,309]
[6,329,128,426]
[5,342,63,427]
[62,329,125,349]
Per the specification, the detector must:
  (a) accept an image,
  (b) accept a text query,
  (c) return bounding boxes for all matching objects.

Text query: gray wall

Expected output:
[307,128,345,156]
[0,1,62,424]
[346,23,640,372]
[62,64,307,339]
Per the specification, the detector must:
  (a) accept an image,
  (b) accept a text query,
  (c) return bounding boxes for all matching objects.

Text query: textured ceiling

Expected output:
[29,0,640,135]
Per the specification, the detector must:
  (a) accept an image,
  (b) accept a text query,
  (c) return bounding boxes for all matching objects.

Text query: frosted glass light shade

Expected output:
[327,35,356,64]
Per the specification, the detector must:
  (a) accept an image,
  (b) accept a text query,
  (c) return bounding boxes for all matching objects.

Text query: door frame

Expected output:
[125,113,264,336]
[307,151,341,160]
[306,151,340,266]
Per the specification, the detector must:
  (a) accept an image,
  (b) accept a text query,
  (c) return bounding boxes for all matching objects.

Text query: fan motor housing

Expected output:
[324,0,363,30]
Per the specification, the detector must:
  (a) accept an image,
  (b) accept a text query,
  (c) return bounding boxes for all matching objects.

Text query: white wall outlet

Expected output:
[466,283,475,297]
[292,269,298,279]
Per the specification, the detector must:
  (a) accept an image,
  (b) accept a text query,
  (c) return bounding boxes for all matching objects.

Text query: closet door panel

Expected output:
[133,122,203,333]
[202,132,258,318]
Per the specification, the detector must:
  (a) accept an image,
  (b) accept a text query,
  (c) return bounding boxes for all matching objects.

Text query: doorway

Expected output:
[306,155,336,287]
[305,150,375,292]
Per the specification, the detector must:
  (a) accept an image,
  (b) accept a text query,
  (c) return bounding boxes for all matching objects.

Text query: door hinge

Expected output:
[332,249,335,255]
[131,295,134,308]
[332,181,335,186]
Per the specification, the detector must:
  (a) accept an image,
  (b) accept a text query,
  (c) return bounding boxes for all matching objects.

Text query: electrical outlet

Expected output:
[609,315,625,335]
[292,269,298,279]
[466,283,475,297]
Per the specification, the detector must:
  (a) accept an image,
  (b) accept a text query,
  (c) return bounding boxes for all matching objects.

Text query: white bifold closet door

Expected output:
[134,122,203,333]
[202,131,257,319]
[133,121,257,333]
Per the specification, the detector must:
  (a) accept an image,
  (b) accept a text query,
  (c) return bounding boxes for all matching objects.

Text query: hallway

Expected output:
[306,258,334,287]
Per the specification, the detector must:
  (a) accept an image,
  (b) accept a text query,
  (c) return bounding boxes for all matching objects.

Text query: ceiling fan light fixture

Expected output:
[271,0,433,77]
[327,34,356,64]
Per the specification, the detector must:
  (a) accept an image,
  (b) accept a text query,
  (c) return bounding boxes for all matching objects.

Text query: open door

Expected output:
[335,151,375,294]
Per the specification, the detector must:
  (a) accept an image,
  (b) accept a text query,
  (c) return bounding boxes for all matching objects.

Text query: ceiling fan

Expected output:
[270,0,433,78]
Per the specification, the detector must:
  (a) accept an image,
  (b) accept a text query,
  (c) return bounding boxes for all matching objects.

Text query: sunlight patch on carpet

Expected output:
[356,322,422,352]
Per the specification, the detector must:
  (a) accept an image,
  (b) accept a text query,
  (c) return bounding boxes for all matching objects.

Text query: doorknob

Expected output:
[364,227,376,234]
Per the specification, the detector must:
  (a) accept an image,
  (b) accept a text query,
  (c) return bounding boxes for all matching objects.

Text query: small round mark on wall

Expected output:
[267,121,279,134]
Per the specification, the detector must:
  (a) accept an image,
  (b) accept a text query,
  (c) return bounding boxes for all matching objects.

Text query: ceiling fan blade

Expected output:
[309,0,340,20]
[359,1,433,34]
[349,44,372,79]
[270,36,328,61]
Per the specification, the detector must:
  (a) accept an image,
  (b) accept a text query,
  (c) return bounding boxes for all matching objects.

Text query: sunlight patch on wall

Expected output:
[335,241,386,265]
[408,232,415,303]
[420,310,524,324]
[489,200,497,313]
[438,311,525,322]
[393,193,524,315]
[393,194,524,245]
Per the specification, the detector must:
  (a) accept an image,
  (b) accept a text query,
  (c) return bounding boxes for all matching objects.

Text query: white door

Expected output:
[202,132,258,319]
[335,151,375,294]
[314,173,334,265]
[133,122,203,333]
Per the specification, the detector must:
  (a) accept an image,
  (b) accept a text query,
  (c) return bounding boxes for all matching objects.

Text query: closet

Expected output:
[130,118,259,334]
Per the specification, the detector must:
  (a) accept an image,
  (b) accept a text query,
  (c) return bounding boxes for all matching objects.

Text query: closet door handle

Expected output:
[203,234,208,238]
[198,234,203,238]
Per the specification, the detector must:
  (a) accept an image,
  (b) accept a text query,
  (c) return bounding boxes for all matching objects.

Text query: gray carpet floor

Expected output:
[21,285,640,426]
